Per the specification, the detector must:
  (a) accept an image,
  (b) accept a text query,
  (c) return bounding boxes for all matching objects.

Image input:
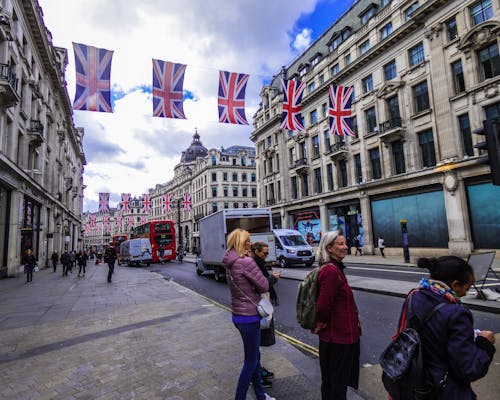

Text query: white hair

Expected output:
[316,230,342,265]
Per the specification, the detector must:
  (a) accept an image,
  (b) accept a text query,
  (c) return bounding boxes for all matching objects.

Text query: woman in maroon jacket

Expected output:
[314,230,361,400]
[222,229,274,400]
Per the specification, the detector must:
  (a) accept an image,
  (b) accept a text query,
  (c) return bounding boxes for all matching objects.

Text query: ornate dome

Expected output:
[180,129,208,163]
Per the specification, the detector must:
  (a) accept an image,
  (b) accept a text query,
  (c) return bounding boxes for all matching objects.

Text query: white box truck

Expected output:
[119,238,153,267]
[196,208,276,281]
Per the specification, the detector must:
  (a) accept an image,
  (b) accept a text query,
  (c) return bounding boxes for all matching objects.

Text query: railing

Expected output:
[293,158,308,167]
[0,63,18,90]
[328,142,346,153]
[29,119,44,133]
[379,117,402,133]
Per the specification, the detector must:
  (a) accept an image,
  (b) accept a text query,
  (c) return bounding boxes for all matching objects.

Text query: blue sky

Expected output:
[39,0,354,212]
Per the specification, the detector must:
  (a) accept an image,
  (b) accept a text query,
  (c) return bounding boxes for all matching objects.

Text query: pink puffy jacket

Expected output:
[223,249,269,316]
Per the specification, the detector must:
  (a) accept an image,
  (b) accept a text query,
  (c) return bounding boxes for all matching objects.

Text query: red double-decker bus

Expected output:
[131,220,176,263]
[112,234,128,253]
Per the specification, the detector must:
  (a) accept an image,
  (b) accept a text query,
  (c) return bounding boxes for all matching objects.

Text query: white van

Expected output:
[119,238,153,267]
[273,229,315,268]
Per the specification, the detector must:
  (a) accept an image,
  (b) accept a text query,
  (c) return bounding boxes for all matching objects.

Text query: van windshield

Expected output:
[280,235,307,246]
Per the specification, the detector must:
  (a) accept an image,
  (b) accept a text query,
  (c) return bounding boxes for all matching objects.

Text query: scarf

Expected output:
[419,278,461,303]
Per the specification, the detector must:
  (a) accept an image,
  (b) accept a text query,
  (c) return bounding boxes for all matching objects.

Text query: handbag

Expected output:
[34,265,39,272]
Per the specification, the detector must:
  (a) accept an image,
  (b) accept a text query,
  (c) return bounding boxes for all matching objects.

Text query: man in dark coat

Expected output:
[60,250,70,276]
[51,251,59,272]
[104,241,117,283]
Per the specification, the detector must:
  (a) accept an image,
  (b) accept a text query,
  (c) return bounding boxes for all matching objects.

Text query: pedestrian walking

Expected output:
[252,241,281,388]
[104,241,117,283]
[61,250,70,276]
[69,250,76,273]
[314,230,361,400]
[354,235,363,256]
[22,248,37,283]
[158,245,165,264]
[51,251,59,272]
[77,250,86,277]
[378,235,385,258]
[222,229,275,400]
[387,256,496,399]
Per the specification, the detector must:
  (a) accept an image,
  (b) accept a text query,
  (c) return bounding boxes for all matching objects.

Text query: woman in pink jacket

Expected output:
[222,229,274,400]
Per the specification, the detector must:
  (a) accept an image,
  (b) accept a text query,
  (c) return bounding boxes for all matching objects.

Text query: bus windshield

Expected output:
[153,233,174,246]
[153,223,173,232]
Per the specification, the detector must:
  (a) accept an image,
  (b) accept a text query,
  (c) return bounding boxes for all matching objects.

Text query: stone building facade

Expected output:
[149,130,257,252]
[0,0,85,277]
[251,0,500,257]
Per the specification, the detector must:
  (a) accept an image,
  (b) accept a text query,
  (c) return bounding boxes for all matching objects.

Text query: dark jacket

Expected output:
[60,252,70,265]
[254,254,278,305]
[410,289,495,399]
[222,249,269,316]
[51,252,59,262]
[104,246,117,263]
[22,254,37,267]
[316,260,361,344]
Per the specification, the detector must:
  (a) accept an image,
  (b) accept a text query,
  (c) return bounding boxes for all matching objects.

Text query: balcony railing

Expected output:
[328,142,348,162]
[0,63,20,107]
[292,158,309,174]
[28,119,45,146]
[378,117,405,144]
[379,117,402,133]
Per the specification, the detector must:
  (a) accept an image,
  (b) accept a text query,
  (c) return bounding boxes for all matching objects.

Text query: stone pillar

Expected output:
[359,192,374,254]
[319,201,328,234]
[442,171,473,257]
[7,190,22,276]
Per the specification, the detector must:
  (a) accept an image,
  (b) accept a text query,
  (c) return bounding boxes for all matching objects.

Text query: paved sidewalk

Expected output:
[0,263,364,400]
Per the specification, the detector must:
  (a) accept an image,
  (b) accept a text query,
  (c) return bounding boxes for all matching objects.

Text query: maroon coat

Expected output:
[222,248,269,316]
[316,260,361,344]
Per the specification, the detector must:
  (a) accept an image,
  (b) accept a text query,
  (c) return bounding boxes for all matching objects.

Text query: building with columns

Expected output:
[251,0,500,257]
[149,130,257,252]
[0,0,85,277]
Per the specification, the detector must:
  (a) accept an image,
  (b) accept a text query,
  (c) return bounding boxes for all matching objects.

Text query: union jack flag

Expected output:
[72,43,113,112]
[218,70,249,125]
[141,194,151,213]
[115,215,122,228]
[120,193,131,213]
[89,215,96,228]
[162,193,173,212]
[281,79,306,131]
[182,193,192,212]
[99,193,110,213]
[140,215,147,225]
[152,59,187,119]
[328,85,355,137]
[96,224,102,234]
[128,216,134,228]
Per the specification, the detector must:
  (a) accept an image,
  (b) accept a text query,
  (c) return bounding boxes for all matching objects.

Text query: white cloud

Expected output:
[39,0,319,212]
[292,28,313,52]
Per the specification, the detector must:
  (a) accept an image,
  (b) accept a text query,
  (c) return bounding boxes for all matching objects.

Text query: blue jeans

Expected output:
[234,321,266,400]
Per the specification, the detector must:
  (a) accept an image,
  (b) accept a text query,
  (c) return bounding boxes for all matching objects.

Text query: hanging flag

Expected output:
[96,224,102,234]
[281,79,306,131]
[152,59,187,119]
[72,42,114,112]
[89,215,96,228]
[162,193,173,212]
[182,193,192,212]
[98,193,110,213]
[218,70,249,125]
[140,215,147,225]
[141,194,151,213]
[128,216,134,228]
[328,85,355,137]
[115,215,122,228]
[103,215,111,233]
[120,193,131,213]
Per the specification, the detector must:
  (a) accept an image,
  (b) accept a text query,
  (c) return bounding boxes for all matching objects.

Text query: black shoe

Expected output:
[262,378,272,388]
[261,367,274,380]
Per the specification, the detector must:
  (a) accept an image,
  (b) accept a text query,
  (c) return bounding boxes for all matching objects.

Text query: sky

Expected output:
[38,0,356,213]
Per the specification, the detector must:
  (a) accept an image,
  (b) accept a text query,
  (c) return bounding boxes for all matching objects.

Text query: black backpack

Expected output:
[380,291,446,400]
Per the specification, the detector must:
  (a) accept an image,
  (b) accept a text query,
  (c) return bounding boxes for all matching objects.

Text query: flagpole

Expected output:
[177,198,182,249]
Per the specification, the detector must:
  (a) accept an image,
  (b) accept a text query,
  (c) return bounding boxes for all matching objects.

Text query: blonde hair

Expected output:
[316,230,342,265]
[226,228,250,257]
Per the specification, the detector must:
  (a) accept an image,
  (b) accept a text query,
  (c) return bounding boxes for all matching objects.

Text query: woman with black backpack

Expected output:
[387,256,496,399]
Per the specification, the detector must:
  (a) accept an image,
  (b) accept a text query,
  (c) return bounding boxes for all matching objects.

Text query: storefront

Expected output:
[0,184,11,277]
[326,201,363,246]
[20,196,41,259]
[287,208,321,245]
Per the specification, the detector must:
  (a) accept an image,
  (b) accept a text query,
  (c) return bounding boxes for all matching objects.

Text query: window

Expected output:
[311,54,321,66]
[381,0,392,7]
[251,173,256,182]
[241,155,246,166]
[384,59,397,80]
[354,153,363,183]
[211,187,217,197]
[212,203,218,213]
[267,136,272,147]
[299,141,307,159]
[224,202,229,209]
[211,155,217,165]
[477,43,500,81]
[310,109,318,125]
[232,158,237,165]
[458,114,474,157]
[242,187,248,197]
[387,95,400,121]
[322,102,327,118]
[232,173,238,181]
[314,167,323,193]
[404,2,419,21]
[360,5,377,25]
[344,53,351,66]
[291,176,298,199]
[223,172,228,181]
[301,175,309,197]
[327,163,334,190]
[312,135,320,157]
[485,102,500,119]
[365,107,377,133]
[242,173,247,182]
[251,187,257,197]
[211,172,217,181]
[232,187,238,196]
[223,187,228,196]
[362,74,373,93]
[446,17,458,41]
[331,63,340,76]
[360,40,371,55]
[392,140,406,174]
[451,59,465,94]
[299,66,308,77]
[369,148,382,179]
[380,22,393,40]
[308,81,316,93]
[413,81,430,113]
[409,42,424,66]
[338,160,348,187]
[233,202,239,208]
[351,115,358,135]
[418,129,436,167]
[470,0,493,26]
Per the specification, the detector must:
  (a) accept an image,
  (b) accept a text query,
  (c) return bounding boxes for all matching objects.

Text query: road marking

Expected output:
[349,266,424,275]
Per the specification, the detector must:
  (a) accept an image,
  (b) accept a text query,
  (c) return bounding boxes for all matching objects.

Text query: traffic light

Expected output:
[474,118,500,186]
